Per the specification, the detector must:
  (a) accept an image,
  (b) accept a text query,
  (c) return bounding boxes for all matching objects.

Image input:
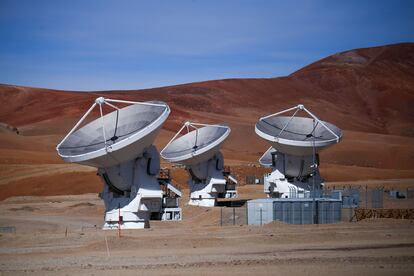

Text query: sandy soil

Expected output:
[0,191,414,276]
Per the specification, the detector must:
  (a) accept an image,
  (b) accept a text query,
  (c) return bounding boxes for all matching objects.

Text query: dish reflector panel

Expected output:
[160,122,230,166]
[56,98,170,168]
[255,104,342,156]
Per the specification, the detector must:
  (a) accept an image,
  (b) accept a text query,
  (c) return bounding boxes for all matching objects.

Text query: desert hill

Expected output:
[0,43,413,199]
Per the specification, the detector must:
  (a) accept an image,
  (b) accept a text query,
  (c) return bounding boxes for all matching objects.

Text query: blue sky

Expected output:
[1,0,413,91]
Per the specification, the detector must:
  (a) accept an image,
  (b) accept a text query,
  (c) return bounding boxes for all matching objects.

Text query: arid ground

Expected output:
[1,43,414,275]
[1,188,414,275]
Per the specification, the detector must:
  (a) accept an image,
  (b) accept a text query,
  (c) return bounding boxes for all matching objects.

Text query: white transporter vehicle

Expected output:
[255,104,342,198]
[56,97,181,229]
[160,122,237,207]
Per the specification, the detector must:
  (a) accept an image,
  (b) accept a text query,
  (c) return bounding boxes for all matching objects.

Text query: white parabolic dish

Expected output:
[255,115,342,156]
[57,100,170,168]
[160,124,230,166]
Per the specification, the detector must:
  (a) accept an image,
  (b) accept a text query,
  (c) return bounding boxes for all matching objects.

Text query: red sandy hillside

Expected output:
[1,43,414,135]
[0,43,413,199]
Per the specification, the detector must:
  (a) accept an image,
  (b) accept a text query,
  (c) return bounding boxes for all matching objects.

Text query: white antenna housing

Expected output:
[160,122,237,207]
[255,104,342,198]
[56,97,170,229]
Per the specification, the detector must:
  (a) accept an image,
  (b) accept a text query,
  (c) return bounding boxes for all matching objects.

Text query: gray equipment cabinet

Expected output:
[247,199,275,225]
[247,198,342,225]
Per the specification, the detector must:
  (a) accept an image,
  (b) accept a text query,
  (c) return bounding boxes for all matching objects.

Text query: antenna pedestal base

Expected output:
[262,151,323,198]
[264,168,323,198]
[103,220,148,230]
[186,152,236,207]
[189,198,216,207]
[98,146,163,230]
[188,178,225,207]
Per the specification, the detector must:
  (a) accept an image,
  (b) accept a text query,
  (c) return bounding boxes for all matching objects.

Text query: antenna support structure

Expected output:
[161,122,237,207]
[56,97,181,229]
[256,104,342,199]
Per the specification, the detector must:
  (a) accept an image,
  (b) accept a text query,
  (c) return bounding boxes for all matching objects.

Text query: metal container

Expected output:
[247,199,276,225]
[273,199,314,224]
[247,198,342,225]
[317,199,342,224]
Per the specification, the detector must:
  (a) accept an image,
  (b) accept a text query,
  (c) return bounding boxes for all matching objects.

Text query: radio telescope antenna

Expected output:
[255,104,342,199]
[57,97,171,229]
[256,104,341,156]
[160,121,238,207]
